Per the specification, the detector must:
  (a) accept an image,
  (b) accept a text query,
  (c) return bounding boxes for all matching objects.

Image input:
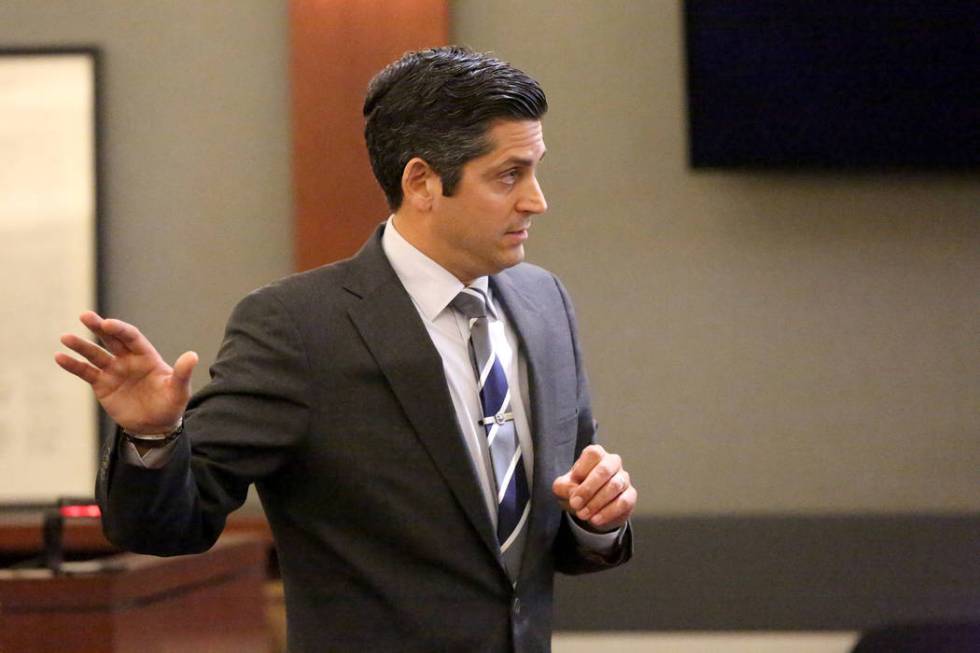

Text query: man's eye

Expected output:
[500,169,519,184]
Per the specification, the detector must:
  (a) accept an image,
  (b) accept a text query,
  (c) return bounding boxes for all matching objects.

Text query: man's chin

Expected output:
[478,245,525,277]
[499,245,526,270]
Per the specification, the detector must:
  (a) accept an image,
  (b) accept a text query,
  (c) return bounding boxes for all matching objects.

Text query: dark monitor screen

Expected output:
[684,0,980,169]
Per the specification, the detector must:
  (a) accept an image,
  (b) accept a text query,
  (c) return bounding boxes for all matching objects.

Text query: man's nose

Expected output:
[518,176,548,215]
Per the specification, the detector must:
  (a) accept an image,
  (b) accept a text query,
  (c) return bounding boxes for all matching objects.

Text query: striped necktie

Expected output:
[452,287,530,576]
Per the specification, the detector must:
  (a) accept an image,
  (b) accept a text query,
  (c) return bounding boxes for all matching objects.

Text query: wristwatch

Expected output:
[122,419,184,449]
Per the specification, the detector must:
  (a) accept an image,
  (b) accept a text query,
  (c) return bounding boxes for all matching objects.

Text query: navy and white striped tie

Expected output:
[452,287,530,574]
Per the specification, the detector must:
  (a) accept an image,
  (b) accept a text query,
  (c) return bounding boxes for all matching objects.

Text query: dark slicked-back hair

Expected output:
[363,46,548,210]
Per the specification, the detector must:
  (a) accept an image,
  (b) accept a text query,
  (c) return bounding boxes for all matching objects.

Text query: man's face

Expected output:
[427,119,548,284]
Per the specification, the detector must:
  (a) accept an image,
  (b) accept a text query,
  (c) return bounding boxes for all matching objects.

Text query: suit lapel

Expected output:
[491,272,565,578]
[344,228,503,568]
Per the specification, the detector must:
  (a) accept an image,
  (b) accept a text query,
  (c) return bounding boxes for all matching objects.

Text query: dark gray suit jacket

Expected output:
[98,224,631,652]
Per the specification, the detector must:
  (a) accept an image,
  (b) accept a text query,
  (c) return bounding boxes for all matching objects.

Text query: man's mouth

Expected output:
[505,228,529,243]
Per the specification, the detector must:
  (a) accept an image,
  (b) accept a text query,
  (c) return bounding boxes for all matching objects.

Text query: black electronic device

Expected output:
[684,0,980,169]
[42,497,102,573]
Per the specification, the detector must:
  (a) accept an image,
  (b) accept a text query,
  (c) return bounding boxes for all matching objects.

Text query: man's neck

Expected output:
[390,213,476,285]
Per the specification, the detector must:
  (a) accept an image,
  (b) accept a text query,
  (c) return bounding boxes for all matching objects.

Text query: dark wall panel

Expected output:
[555,515,980,631]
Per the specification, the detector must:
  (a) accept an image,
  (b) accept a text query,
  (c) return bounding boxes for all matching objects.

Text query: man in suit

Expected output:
[56,47,636,652]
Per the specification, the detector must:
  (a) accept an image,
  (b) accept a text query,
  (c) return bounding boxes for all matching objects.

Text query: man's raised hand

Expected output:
[55,311,198,434]
[552,444,636,533]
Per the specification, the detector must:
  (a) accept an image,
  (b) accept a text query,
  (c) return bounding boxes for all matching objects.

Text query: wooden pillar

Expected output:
[289,0,448,271]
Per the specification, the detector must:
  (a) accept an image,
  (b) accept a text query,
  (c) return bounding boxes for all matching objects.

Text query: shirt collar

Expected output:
[381,216,494,322]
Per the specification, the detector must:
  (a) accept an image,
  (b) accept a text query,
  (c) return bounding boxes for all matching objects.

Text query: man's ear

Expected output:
[401,157,441,212]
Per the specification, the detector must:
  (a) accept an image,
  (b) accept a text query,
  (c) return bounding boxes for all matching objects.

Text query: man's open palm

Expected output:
[55,311,198,434]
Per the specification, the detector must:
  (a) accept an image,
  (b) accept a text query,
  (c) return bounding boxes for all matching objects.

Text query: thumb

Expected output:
[172,350,199,385]
[552,472,577,501]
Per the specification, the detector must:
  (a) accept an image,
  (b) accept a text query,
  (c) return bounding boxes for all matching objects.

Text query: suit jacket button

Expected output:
[512,597,521,616]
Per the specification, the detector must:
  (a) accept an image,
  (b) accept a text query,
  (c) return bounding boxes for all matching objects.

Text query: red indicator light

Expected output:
[59,505,101,519]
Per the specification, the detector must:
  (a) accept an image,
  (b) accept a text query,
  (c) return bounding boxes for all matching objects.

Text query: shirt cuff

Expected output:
[565,512,625,555]
[120,438,180,469]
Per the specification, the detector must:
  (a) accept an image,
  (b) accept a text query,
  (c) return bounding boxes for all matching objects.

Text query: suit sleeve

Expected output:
[548,275,634,575]
[97,286,311,555]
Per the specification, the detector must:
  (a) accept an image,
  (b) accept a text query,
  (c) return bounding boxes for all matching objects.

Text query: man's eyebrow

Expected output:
[496,151,547,168]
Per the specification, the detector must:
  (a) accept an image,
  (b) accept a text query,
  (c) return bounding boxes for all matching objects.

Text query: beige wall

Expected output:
[454,0,980,514]
[4,1,976,516]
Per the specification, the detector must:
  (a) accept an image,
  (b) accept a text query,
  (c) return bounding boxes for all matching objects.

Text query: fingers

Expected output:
[56,330,112,385]
[569,444,608,483]
[554,444,637,531]
[586,485,637,530]
[80,311,156,356]
[60,313,191,392]
[60,333,113,369]
[569,446,621,509]
[54,352,101,384]
[100,318,157,355]
[577,470,630,522]
[551,444,609,509]
[78,311,126,355]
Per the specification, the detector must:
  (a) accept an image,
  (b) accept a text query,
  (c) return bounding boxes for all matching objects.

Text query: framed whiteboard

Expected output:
[0,49,101,503]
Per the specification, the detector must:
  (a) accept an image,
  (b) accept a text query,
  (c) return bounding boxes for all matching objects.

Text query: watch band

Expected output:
[122,419,184,448]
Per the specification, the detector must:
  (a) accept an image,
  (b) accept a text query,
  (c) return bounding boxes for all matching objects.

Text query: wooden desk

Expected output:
[0,511,272,560]
[0,534,271,653]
